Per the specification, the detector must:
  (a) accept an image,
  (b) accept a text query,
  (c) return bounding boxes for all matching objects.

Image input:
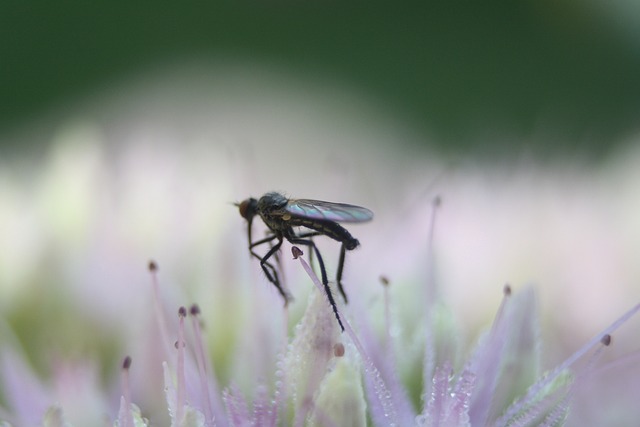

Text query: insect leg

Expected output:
[295,231,322,239]
[289,237,345,332]
[335,244,348,303]
[249,233,278,249]
[295,231,322,274]
[249,235,290,303]
[266,230,286,289]
[296,231,349,304]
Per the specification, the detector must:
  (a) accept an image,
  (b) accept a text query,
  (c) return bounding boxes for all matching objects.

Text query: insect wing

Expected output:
[286,199,373,223]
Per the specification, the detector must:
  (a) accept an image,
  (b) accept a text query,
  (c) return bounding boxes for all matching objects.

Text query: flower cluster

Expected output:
[1,240,638,427]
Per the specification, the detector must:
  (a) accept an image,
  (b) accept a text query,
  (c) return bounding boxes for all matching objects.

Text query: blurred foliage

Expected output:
[5,279,122,383]
[2,0,640,156]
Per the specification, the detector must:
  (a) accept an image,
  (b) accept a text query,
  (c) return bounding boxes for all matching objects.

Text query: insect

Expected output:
[237,192,373,331]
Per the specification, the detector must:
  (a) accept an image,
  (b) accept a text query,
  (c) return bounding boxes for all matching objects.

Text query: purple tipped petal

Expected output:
[466,291,513,424]
[425,362,451,424]
[350,294,416,426]
[448,368,476,425]
[539,394,570,427]
[252,383,276,427]
[492,287,540,408]
[0,349,52,426]
[361,359,399,427]
[222,384,251,426]
[418,362,475,427]
[496,302,640,426]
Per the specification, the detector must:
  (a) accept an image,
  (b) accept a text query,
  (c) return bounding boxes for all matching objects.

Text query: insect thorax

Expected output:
[257,192,289,232]
[255,192,361,250]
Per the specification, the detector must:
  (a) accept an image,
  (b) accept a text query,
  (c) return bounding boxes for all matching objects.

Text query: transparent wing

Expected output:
[286,198,373,223]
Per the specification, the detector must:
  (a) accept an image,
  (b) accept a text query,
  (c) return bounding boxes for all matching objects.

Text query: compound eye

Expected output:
[238,198,257,220]
[238,199,250,219]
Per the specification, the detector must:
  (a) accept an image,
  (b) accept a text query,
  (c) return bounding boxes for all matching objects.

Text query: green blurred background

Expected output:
[3,0,640,157]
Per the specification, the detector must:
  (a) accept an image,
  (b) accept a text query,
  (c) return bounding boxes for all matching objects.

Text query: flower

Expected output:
[2,235,637,427]
[118,249,637,427]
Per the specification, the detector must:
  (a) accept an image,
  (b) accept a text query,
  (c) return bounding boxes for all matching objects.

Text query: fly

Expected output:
[237,191,373,331]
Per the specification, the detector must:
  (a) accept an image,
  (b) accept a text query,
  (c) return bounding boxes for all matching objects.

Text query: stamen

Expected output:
[189,304,200,316]
[380,275,392,349]
[422,195,442,401]
[490,284,513,336]
[176,307,187,424]
[189,303,222,424]
[148,260,172,356]
[424,194,442,325]
[503,283,512,296]
[121,356,134,427]
[292,246,304,259]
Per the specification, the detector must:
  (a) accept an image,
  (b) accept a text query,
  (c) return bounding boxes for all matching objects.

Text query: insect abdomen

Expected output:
[291,218,359,250]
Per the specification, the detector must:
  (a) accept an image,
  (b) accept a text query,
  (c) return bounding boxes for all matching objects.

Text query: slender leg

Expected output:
[335,244,348,303]
[295,231,322,239]
[249,233,279,249]
[249,234,289,303]
[268,232,285,290]
[295,230,350,303]
[295,231,321,274]
[289,237,344,332]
